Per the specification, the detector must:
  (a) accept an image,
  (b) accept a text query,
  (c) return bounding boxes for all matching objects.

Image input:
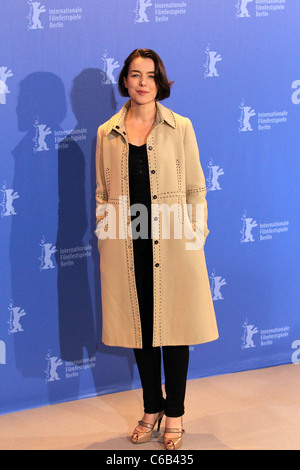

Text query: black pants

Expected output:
[132,238,190,418]
[134,345,190,418]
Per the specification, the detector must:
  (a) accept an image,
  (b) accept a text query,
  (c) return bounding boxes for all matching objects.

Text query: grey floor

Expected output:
[0,363,299,450]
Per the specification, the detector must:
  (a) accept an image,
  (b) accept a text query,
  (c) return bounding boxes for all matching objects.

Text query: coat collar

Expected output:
[104,100,177,136]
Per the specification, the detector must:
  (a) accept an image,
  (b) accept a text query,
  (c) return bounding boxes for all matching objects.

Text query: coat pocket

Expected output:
[95,203,110,240]
[181,200,204,251]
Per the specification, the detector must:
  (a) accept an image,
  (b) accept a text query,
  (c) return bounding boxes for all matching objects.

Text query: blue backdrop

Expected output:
[1,0,300,415]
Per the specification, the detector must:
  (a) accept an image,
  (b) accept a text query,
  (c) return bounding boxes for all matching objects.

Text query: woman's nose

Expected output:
[140,76,147,86]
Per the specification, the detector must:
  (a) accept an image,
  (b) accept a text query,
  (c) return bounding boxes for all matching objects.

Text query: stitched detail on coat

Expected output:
[105,116,114,135]
[176,159,182,191]
[192,226,206,245]
[187,186,207,195]
[156,105,176,128]
[108,197,121,204]
[169,110,176,128]
[96,190,108,199]
[149,135,162,346]
[105,167,110,197]
[159,191,186,198]
[176,160,183,225]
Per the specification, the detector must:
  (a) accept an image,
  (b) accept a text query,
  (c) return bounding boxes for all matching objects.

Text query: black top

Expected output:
[128,144,154,347]
[128,143,152,241]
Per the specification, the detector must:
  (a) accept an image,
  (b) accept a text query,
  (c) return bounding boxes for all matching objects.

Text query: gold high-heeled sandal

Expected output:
[131,410,164,444]
[163,426,185,450]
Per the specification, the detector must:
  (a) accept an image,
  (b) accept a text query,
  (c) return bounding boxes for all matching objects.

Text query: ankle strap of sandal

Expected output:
[164,428,185,433]
[138,420,155,430]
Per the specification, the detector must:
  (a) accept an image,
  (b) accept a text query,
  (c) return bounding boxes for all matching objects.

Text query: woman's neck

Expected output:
[127,100,157,123]
[125,101,157,146]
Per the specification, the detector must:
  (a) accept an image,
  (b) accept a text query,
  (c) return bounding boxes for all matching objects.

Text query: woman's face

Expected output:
[124,57,158,106]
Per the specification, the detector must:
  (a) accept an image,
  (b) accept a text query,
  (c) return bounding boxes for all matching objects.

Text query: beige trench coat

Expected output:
[95,100,219,348]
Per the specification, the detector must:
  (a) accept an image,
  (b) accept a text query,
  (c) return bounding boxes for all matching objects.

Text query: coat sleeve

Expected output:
[184,118,209,246]
[95,125,108,227]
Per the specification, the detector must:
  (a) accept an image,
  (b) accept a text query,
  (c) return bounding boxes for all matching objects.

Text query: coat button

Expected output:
[153,195,157,199]
[116,125,120,129]
[148,146,153,151]
[155,263,160,267]
[154,240,159,244]
[154,216,158,221]
[151,170,155,174]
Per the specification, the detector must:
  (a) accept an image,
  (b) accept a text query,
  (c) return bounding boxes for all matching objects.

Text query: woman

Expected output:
[95,49,219,450]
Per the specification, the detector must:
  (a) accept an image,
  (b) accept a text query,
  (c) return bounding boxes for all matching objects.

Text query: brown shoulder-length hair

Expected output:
[118,49,173,101]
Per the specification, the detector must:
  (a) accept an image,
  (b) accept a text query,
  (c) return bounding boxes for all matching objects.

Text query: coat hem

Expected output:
[102,333,219,349]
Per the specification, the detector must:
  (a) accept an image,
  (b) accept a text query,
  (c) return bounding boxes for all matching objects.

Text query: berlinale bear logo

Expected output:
[204,45,222,78]
[242,319,258,349]
[0,67,13,105]
[101,51,120,85]
[33,117,52,153]
[207,159,224,192]
[210,269,227,301]
[236,0,254,18]
[240,211,258,243]
[134,0,152,23]
[39,236,57,271]
[239,100,256,132]
[8,301,27,335]
[27,1,47,30]
[1,181,19,217]
[45,351,63,382]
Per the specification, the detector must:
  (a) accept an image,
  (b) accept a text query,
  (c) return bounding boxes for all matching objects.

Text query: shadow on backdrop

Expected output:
[56,68,137,398]
[10,69,138,403]
[10,72,67,378]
